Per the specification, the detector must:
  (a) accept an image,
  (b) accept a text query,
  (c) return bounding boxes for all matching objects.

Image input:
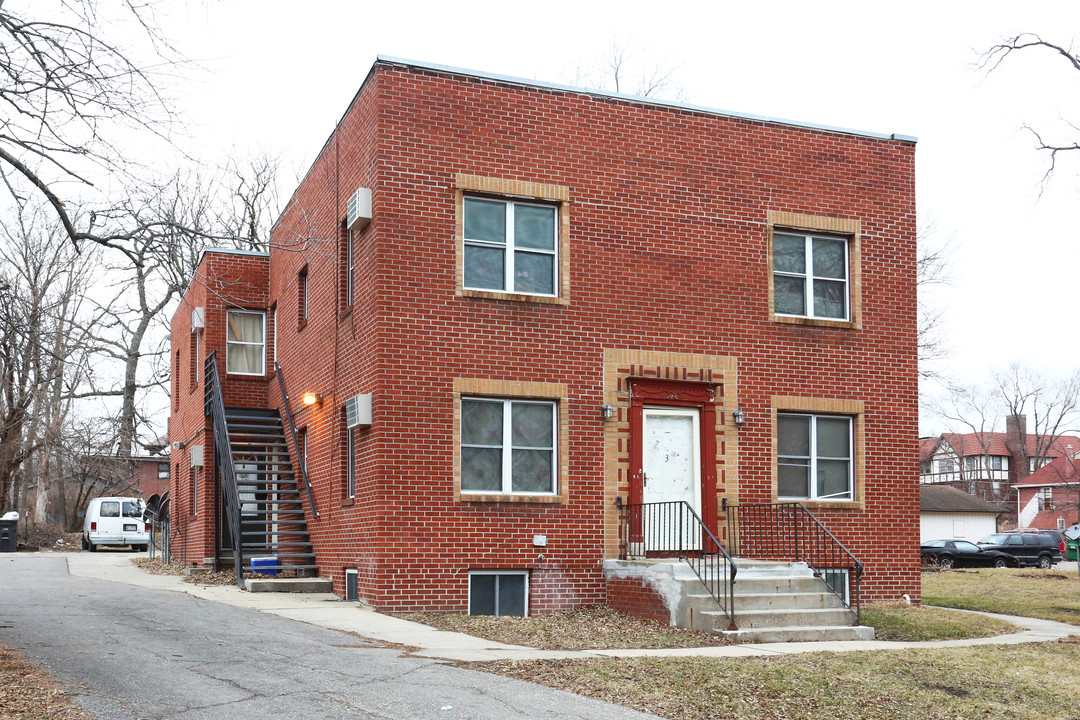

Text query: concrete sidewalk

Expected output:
[61,552,1079,662]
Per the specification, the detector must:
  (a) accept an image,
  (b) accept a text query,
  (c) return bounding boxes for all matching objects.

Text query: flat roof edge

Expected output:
[376,55,918,144]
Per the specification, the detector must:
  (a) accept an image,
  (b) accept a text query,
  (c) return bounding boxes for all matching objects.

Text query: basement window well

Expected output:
[468,571,527,617]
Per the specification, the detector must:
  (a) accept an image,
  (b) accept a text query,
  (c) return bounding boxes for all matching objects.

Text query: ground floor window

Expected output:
[344,568,358,602]
[461,398,556,495]
[469,571,527,617]
[821,568,850,603]
[1039,487,1054,511]
[778,413,853,501]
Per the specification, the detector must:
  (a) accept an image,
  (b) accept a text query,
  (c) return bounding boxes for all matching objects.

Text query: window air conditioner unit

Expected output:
[347,188,372,232]
[345,393,372,429]
[191,307,205,330]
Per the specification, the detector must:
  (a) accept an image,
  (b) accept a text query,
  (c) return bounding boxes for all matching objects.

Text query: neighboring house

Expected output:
[168,56,919,618]
[920,485,1000,543]
[919,416,1080,523]
[1015,455,1080,531]
[128,455,171,498]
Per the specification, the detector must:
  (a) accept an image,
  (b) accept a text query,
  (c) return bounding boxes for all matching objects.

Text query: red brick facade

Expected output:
[169,58,920,612]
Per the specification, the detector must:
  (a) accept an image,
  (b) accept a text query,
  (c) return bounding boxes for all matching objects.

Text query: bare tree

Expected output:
[980,34,1080,186]
[0,204,95,514]
[916,217,953,379]
[994,364,1080,472]
[566,39,687,101]
[0,1,185,251]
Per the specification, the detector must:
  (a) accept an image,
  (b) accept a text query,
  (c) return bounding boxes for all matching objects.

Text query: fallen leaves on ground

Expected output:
[398,605,732,650]
[0,645,92,720]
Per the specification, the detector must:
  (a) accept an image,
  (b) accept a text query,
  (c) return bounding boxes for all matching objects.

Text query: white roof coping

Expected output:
[376,55,918,144]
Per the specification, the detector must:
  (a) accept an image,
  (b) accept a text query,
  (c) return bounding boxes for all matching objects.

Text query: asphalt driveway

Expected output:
[0,554,657,720]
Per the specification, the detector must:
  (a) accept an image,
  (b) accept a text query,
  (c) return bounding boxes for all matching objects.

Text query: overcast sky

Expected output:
[146,1,1080,433]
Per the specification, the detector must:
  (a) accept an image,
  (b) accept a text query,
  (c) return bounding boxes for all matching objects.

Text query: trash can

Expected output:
[0,519,17,552]
[1067,539,1077,562]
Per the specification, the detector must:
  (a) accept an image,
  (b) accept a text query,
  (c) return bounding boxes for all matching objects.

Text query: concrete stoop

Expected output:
[247,577,333,593]
[604,558,873,643]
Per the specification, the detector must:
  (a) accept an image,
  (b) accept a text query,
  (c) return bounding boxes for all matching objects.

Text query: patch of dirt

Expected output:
[0,644,93,719]
[14,523,82,553]
[925,683,970,698]
[397,605,732,651]
[1019,573,1071,580]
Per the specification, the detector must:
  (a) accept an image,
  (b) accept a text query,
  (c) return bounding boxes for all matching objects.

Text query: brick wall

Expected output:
[182,59,919,611]
[169,250,270,566]
[605,576,671,625]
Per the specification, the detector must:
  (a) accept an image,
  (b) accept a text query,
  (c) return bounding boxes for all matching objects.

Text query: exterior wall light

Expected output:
[732,408,746,426]
[600,404,615,420]
[302,392,322,406]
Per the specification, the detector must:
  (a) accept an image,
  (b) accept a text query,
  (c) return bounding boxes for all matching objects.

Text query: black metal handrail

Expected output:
[618,501,738,630]
[725,502,863,623]
[275,362,318,519]
[204,351,246,589]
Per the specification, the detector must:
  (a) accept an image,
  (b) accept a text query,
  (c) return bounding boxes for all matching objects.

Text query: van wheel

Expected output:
[87,540,97,553]
[81,535,88,551]
[1038,555,1052,569]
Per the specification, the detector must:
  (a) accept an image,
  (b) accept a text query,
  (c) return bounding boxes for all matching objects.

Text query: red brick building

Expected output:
[169,57,919,619]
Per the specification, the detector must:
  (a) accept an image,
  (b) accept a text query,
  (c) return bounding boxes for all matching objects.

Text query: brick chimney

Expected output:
[1006,414,1028,483]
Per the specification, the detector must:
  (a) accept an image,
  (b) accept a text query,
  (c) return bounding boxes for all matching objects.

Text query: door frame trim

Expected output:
[628,378,719,531]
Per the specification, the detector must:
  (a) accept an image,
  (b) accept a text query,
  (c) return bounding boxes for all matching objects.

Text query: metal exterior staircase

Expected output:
[222,407,318,577]
[204,352,318,587]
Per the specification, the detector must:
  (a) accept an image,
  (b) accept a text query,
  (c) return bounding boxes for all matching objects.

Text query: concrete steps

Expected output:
[247,577,333,593]
[605,558,872,643]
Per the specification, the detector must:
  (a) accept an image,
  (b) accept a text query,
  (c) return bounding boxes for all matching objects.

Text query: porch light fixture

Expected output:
[600,404,615,420]
[302,392,322,406]
[732,408,746,426]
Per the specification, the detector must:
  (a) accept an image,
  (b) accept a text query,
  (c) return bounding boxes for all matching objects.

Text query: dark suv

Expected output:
[978,532,1062,568]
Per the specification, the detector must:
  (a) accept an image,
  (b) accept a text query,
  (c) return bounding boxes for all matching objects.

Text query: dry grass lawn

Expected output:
[923,567,1080,624]
[472,637,1080,720]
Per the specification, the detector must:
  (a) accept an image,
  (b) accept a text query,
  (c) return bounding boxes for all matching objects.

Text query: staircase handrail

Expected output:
[274,362,319,519]
[725,501,862,623]
[204,351,246,589]
[618,500,738,630]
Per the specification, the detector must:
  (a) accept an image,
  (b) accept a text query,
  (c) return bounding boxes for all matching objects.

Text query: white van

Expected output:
[82,497,149,552]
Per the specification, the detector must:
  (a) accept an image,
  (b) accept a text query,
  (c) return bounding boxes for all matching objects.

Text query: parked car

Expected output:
[82,497,149,552]
[921,539,1019,570]
[977,531,1062,568]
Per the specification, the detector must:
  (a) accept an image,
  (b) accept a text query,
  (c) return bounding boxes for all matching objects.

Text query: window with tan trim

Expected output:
[772,396,864,508]
[455,174,570,305]
[767,211,861,329]
[453,378,569,503]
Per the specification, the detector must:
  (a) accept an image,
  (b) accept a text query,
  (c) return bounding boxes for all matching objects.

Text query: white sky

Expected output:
[113,1,1080,434]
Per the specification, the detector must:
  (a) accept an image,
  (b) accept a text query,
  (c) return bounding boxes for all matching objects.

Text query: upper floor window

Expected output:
[298,266,309,327]
[964,456,978,471]
[773,231,849,321]
[157,462,170,479]
[226,310,265,375]
[778,413,853,501]
[461,398,557,495]
[464,197,558,296]
[938,457,955,474]
[991,456,1004,471]
[1038,487,1054,511]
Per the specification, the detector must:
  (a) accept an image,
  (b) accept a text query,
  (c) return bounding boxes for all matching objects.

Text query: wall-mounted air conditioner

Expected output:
[345,393,372,428]
[347,188,372,232]
[190,445,204,467]
[191,307,205,331]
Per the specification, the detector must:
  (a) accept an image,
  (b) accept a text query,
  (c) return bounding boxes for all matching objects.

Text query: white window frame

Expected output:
[346,229,355,307]
[773,231,850,321]
[468,570,529,616]
[191,465,198,515]
[463,197,558,296]
[344,567,358,602]
[777,413,854,502]
[345,426,356,499]
[1039,487,1054,511]
[460,398,558,496]
[225,309,266,376]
